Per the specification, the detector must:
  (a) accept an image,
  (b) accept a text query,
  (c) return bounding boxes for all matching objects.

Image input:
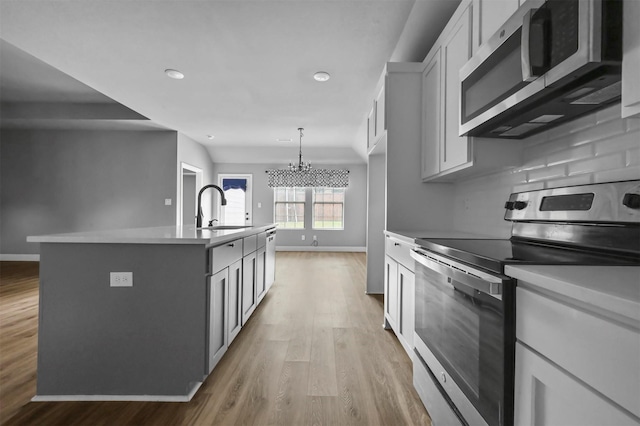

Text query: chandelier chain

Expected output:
[289,127,311,172]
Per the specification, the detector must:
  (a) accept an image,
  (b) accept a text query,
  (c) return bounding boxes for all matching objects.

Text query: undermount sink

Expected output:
[198,225,250,230]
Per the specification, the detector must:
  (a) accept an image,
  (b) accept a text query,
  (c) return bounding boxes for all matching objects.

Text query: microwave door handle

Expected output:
[521,8,537,82]
[522,6,550,82]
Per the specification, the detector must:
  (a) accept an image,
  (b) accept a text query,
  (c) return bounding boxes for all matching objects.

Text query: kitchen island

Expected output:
[27,224,276,402]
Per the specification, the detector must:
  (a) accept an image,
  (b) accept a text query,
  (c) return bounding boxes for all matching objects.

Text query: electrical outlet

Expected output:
[301,235,306,241]
[258,202,262,208]
[313,235,317,241]
[110,272,133,287]
[164,198,172,206]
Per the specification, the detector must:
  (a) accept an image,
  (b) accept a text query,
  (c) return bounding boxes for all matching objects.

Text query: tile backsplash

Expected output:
[452,105,640,237]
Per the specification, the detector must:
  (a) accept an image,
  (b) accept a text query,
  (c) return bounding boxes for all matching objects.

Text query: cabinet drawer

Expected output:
[516,287,640,418]
[257,232,267,250]
[210,239,243,274]
[243,235,257,256]
[515,342,638,426]
[386,236,414,271]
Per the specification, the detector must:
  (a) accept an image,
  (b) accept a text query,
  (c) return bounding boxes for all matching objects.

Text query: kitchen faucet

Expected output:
[196,184,227,228]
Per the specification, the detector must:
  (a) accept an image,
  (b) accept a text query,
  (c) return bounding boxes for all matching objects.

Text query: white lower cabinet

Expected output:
[398,264,414,353]
[515,342,638,426]
[207,228,276,376]
[515,286,640,425]
[208,268,228,374]
[256,246,266,303]
[384,256,399,330]
[384,233,416,358]
[242,250,257,325]
[227,259,242,345]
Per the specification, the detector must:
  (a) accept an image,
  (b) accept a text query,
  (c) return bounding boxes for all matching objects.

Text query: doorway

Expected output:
[218,174,253,226]
[179,163,203,227]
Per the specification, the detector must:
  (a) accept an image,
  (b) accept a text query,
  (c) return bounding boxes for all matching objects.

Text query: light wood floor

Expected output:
[0,253,430,425]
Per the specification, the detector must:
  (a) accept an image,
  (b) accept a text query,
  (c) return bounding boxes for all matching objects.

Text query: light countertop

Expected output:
[506,265,640,324]
[27,224,276,248]
[385,229,494,244]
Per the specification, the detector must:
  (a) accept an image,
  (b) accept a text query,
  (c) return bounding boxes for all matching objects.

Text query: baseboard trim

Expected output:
[0,254,40,261]
[31,381,202,403]
[276,246,366,252]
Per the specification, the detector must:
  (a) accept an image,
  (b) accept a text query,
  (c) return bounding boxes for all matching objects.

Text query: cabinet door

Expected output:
[227,259,242,345]
[441,4,472,172]
[367,104,376,150]
[422,48,442,179]
[515,342,638,426]
[242,252,257,325]
[622,0,640,118]
[476,0,519,48]
[375,84,386,139]
[256,246,267,303]
[208,269,228,374]
[398,265,415,353]
[384,256,399,331]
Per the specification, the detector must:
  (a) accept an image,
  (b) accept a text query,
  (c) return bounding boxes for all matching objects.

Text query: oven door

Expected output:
[411,248,515,426]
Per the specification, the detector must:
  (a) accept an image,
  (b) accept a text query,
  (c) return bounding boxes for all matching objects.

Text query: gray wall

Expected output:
[212,163,368,249]
[1,129,177,255]
[177,134,217,225]
[182,174,196,225]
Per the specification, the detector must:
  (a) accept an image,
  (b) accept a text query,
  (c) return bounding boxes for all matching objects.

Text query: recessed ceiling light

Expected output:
[313,71,330,82]
[276,138,292,142]
[165,69,184,80]
[207,135,215,140]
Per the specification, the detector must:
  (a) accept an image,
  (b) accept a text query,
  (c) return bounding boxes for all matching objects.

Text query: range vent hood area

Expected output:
[459,0,623,140]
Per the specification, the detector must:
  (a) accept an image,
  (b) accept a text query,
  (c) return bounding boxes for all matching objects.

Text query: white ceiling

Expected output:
[0,0,459,164]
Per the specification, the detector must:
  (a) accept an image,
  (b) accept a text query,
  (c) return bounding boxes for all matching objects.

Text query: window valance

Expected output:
[266,169,349,188]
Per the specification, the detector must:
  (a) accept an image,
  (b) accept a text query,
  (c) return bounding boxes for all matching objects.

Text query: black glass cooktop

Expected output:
[415,238,640,275]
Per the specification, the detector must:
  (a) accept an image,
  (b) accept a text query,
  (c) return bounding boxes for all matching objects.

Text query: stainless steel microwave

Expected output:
[459,0,623,139]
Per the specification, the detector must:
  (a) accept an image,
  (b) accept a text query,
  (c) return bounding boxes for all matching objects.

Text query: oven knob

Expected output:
[623,193,640,209]
[440,372,447,383]
[514,201,528,210]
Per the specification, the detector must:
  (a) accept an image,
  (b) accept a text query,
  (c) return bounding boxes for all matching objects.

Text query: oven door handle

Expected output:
[410,248,503,296]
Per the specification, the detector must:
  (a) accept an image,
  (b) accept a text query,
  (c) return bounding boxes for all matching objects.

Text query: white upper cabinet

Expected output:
[472,0,520,51]
[367,72,388,154]
[421,49,442,179]
[622,0,640,118]
[441,5,473,172]
[421,0,522,182]
[375,83,386,140]
[367,104,376,152]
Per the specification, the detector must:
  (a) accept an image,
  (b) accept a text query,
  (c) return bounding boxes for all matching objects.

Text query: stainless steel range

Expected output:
[410,180,640,426]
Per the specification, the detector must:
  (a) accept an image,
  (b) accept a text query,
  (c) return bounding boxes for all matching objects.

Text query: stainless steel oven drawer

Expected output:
[413,350,464,426]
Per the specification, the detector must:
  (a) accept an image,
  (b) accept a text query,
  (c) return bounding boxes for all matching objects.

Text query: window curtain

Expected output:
[222,178,247,192]
[266,169,349,188]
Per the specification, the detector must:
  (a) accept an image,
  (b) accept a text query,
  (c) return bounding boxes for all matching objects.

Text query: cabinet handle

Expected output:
[394,243,400,246]
[228,243,235,247]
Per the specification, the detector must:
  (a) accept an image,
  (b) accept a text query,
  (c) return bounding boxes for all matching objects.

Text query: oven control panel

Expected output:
[504,180,640,222]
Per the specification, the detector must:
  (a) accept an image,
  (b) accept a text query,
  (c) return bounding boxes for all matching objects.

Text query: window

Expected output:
[274,187,306,229]
[312,187,345,230]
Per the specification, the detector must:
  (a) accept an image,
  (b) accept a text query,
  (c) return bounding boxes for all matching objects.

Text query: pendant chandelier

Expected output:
[289,128,312,172]
[266,127,350,188]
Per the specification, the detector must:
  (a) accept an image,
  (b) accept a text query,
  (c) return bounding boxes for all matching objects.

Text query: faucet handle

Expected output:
[208,219,219,227]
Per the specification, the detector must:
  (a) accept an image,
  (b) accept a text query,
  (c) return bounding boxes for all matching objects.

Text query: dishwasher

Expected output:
[265,229,276,290]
